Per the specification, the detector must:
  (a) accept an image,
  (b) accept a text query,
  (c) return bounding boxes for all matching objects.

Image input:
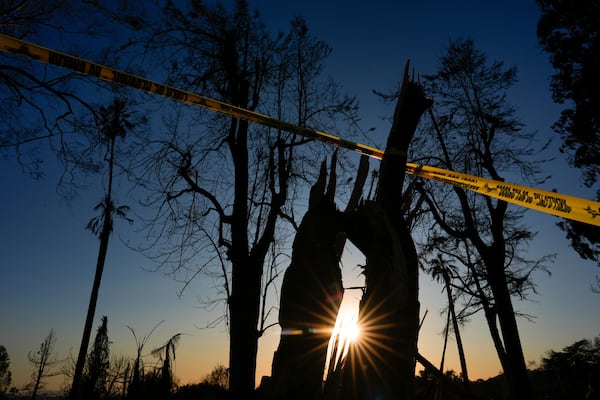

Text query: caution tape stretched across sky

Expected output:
[1,33,599,226]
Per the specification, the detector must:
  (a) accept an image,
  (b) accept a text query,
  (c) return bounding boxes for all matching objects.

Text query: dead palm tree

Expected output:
[151,333,182,397]
[70,98,134,399]
[126,322,164,400]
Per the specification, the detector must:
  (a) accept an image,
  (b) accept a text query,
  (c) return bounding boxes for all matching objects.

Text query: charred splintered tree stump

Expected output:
[271,157,344,400]
[340,61,432,400]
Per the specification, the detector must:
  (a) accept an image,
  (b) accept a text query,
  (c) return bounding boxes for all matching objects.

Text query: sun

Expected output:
[327,306,360,364]
[323,305,361,380]
[337,313,360,343]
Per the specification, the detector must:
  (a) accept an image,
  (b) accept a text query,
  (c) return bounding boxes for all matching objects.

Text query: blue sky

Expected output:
[1,0,599,392]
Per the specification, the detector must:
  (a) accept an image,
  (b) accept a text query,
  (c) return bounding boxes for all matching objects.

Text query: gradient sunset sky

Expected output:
[1,0,598,392]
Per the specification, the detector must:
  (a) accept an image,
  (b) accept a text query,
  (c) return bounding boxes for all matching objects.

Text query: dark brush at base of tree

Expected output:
[537,335,600,398]
[79,316,110,400]
[0,346,12,396]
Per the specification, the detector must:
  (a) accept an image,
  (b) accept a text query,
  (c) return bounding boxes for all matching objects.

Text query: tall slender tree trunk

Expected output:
[71,207,111,399]
[229,255,263,398]
[228,82,291,397]
[434,308,451,400]
[467,262,509,374]
[31,357,45,400]
[441,269,470,390]
[485,252,531,399]
[466,198,531,399]
[71,136,117,400]
[228,110,287,398]
[227,114,257,399]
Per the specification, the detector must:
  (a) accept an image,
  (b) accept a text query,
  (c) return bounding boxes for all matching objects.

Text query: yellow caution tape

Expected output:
[406,164,599,226]
[2,33,599,226]
[0,33,383,159]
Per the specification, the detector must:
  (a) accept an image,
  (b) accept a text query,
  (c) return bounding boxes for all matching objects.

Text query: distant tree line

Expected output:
[0,317,230,400]
[3,333,598,399]
[413,335,600,400]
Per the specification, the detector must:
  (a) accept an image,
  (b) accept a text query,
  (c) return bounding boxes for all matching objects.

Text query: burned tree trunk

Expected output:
[341,61,432,400]
[269,154,369,400]
[270,156,344,400]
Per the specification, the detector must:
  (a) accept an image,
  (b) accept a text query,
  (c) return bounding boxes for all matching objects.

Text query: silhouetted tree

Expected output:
[413,38,553,399]
[0,345,11,396]
[202,364,230,389]
[79,316,110,400]
[126,322,163,400]
[271,153,367,400]
[70,98,138,399]
[426,254,470,394]
[271,155,344,400]
[536,0,600,191]
[105,355,130,399]
[125,2,358,397]
[150,333,182,398]
[539,336,600,398]
[172,365,229,400]
[27,329,60,400]
[536,0,600,273]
